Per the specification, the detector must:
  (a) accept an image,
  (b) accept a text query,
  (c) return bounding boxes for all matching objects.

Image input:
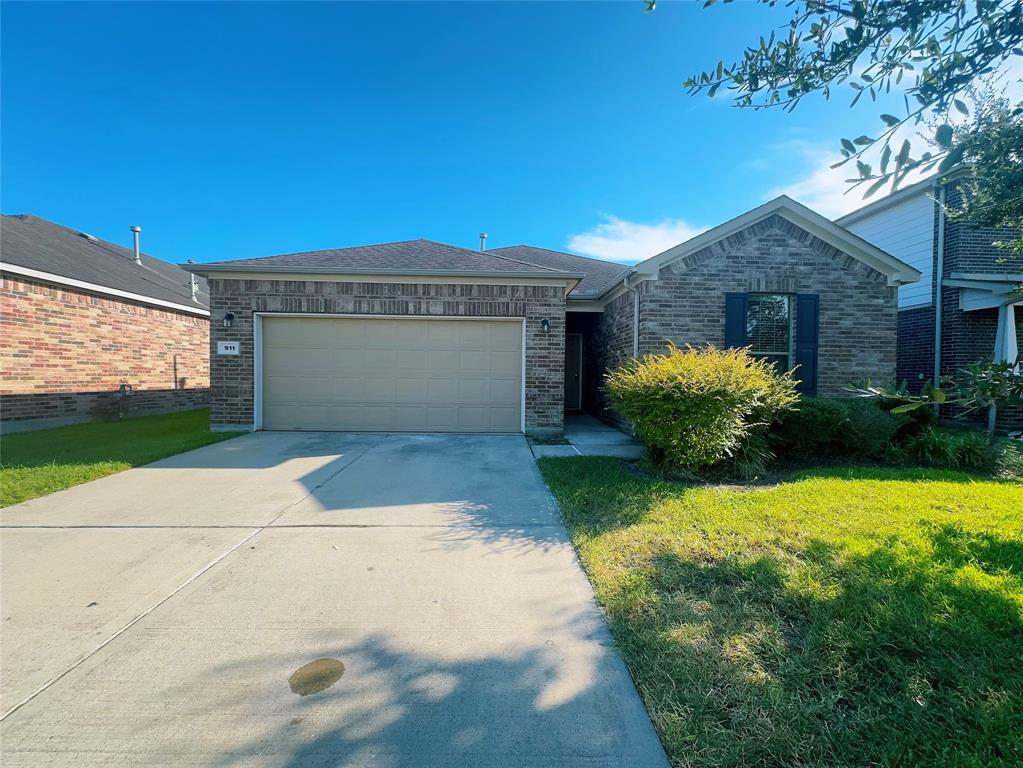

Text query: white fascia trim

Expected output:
[948,272,1023,283]
[959,287,1023,311]
[565,299,605,313]
[1,262,210,317]
[630,196,922,287]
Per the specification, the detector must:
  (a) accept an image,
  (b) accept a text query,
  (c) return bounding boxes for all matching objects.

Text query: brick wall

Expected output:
[897,304,936,387]
[937,180,1023,431]
[207,278,566,435]
[593,289,635,419]
[943,180,1023,277]
[1,275,210,430]
[636,214,898,396]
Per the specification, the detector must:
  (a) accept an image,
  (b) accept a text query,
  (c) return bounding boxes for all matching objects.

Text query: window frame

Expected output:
[745,293,795,371]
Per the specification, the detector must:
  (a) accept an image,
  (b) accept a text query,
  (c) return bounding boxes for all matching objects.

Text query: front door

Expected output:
[564,333,583,412]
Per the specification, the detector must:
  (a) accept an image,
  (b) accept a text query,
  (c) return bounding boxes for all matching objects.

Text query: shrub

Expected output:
[769,397,907,461]
[606,344,798,470]
[834,398,909,458]
[994,439,1023,482]
[901,427,994,469]
[768,398,849,460]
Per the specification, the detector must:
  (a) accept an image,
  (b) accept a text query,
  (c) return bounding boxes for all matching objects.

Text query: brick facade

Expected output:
[207,278,566,435]
[896,304,936,385]
[592,290,635,419]
[899,179,1023,431]
[1,275,210,431]
[634,215,897,396]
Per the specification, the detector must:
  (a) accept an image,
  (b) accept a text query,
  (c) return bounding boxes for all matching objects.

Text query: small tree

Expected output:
[849,359,1023,437]
[666,0,1023,208]
[938,94,1023,259]
[955,359,1023,434]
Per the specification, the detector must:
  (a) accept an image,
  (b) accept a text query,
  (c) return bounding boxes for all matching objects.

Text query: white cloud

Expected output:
[768,126,934,219]
[566,214,705,264]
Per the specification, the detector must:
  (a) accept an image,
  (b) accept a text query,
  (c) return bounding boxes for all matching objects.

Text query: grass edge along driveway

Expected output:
[1,409,243,507]
[538,457,1023,768]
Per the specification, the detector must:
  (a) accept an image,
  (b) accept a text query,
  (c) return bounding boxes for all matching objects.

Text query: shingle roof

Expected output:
[488,245,630,297]
[1,214,208,310]
[196,239,581,278]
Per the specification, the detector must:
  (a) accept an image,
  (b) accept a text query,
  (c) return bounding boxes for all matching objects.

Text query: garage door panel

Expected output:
[426,350,460,372]
[362,321,397,346]
[262,317,522,432]
[394,378,428,401]
[489,323,522,351]
[459,350,491,372]
[394,322,429,346]
[363,348,398,372]
[457,323,491,345]
[426,322,460,347]
[488,406,519,428]
[488,379,519,402]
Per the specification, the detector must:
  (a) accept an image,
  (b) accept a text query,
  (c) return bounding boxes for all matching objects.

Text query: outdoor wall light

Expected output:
[540,318,550,334]
[223,312,235,329]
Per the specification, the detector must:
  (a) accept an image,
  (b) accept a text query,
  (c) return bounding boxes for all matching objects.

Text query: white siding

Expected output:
[844,193,935,308]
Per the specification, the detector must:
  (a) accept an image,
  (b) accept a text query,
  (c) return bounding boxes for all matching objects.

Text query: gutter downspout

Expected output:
[933,182,946,409]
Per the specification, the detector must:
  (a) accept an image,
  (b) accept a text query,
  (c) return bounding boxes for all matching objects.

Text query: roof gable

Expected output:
[1,214,208,311]
[633,196,921,287]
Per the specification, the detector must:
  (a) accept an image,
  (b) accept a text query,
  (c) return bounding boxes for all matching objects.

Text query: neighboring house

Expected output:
[838,176,1022,430]
[1,214,211,432]
[185,196,919,436]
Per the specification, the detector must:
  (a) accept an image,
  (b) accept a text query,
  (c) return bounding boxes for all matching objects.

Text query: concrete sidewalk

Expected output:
[0,431,667,767]
[531,415,644,459]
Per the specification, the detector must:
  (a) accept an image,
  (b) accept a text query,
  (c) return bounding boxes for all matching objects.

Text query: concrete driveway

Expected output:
[0,432,667,767]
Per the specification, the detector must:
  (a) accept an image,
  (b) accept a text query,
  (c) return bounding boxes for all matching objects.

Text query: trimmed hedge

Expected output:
[769,397,909,461]
[606,344,798,470]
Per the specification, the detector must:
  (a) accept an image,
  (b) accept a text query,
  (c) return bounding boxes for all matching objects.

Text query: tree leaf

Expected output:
[881,113,901,127]
[938,144,965,172]
[953,99,969,115]
[896,139,911,165]
[935,123,953,148]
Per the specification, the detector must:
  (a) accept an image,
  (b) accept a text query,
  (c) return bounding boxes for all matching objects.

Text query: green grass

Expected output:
[539,457,1023,767]
[1,409,243,507]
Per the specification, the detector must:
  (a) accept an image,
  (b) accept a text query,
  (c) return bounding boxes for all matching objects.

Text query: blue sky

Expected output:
[3,1,913,264]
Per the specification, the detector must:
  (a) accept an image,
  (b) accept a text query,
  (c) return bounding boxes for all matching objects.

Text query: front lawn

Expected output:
[1,409,243,507]
[539,457,1023,767]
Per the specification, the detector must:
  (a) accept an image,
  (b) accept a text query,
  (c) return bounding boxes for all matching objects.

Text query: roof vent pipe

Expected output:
[187,259,199,302]
[479,232,488,252]
[130,225,142,265]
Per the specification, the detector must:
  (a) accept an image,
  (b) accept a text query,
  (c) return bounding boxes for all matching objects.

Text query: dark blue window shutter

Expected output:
[794,294,819,395]
[724,293,748,348]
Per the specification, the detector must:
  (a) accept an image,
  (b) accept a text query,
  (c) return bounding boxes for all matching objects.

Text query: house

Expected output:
[838,176,1022,430]
[0,214,211,431]
[185,196,919,436]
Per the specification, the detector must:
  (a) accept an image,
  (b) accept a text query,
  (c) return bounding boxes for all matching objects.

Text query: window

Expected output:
[746,294,793,370]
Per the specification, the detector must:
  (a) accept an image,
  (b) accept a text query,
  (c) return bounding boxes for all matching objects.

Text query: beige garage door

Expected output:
[261,316,522,432]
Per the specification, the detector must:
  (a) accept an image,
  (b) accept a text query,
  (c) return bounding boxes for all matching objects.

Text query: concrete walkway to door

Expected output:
[531,415,645,459]
[0,431,667,767]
